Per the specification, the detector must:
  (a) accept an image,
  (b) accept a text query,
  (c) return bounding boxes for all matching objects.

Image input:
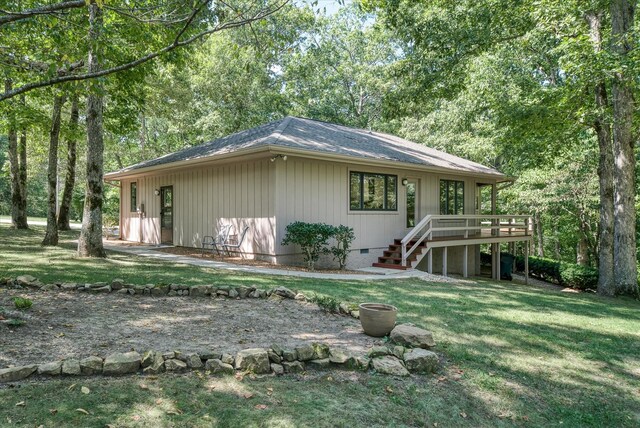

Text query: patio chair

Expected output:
[201,224,232,257]
[222,225,249,257]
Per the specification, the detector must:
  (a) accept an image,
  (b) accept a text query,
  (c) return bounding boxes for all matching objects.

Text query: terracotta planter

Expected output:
[358,303,398,337]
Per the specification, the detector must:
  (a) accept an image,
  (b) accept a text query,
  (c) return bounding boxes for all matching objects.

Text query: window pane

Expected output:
[447,181,455,215]
[386,176,397,210]
[440,181,447,215]
[406,182,416,227]
[350,173,361,210]
[130,183,137,212]
[456,181,464,214]
[363,174,385,210]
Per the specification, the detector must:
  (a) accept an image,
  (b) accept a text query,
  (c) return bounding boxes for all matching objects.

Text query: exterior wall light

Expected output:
[154,189,160,196]
[401,178,409,186]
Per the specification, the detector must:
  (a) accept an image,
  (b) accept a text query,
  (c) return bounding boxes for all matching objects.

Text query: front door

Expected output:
[160,186,173,245]
[406,179,418,228]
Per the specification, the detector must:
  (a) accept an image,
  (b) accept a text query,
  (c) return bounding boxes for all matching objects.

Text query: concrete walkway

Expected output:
[103,242,436,281]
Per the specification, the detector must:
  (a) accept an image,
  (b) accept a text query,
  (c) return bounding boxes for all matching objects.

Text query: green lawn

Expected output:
[1,224,639,427]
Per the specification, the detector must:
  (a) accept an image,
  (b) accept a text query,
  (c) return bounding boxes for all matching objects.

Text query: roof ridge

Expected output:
[268,115,294,146]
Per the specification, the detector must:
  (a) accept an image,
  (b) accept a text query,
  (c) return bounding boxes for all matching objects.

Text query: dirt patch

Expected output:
[155,246,369,275]
[0,288,378,367]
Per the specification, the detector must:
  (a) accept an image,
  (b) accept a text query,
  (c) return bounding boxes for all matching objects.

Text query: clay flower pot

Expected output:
[358,303,398,337]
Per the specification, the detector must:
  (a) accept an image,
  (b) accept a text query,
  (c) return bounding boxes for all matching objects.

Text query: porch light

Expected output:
[154,189,160,196]
[401,178,408,186]
[270,154,288,162]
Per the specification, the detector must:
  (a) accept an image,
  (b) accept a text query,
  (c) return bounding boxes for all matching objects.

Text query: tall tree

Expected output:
[42,93,66,245]
[610,0,638,296]
[4,79,28,229]
[57,94,79,230]
[77,0,106,257]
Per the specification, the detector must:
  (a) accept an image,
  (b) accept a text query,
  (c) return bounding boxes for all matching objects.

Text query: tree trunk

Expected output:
[17,128,28,225]
[587,11,616,295]
[535,212,544,257]
[57,94,80,231]
[77,1,106,257]
[577,237,589,266]
[5,79,28,229]
[610,0,638,296]
[42,94,66,246]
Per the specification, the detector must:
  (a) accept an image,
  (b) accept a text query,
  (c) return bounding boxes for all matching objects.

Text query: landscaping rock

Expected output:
[339,303,351,314]
[295,344,315,361]
[312,343,330,359]
[80,356,103,375]
[165,359,187,372]
[228,288,239,298]
[235,348,270,374]
[186,353,203,369]
[267,349,282,364]
[62,359,81,375]
[271,344,284,357]
[103,352,141,375]
[221,354,235,365]
[282,361,305,373]
[294,293,306,301]
[40,284,59,291]
[368,346,391,358]
[350,310,359,319]
[282,349,297,362]
[90,285,111,293]
[237,286,252,299]
[141,350,156,368]
[190,285,212,297]
[38,361,62,376]
[403,349,439,374]
[371,356,409,377]
[61,283,77,291]
[390,324,436,349]
[274,286,296,299]
[205,359,234,375]
[162,351,175,360]
[271,363,284,375]
[329,349,353,365]
[307,358,330,369]
[16,275,36,286]
[392,346,405,359]
[111,279,125,290]
[143,356,165,375]
[355,356,371,371]
[0,365,38,382]
[200,350,222,361]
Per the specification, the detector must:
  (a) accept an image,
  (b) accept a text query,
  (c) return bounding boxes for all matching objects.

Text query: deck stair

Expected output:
[372,239,427,270]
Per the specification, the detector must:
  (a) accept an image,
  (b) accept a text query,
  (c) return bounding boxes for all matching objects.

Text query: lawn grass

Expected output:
[1,224,640,427]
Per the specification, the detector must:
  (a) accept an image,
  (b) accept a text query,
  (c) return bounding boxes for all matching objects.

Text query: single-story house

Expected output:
[105,116,532,278]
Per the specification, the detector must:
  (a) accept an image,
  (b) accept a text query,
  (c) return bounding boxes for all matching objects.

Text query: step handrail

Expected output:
[400,214,532,267]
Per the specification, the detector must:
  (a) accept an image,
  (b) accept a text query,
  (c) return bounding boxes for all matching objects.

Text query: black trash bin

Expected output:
[500,254,514,280]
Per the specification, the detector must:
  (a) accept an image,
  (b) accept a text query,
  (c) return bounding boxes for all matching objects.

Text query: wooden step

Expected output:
[372,262,410,270]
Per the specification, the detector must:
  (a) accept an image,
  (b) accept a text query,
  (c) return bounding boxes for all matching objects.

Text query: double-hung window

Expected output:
[130,182,137,212]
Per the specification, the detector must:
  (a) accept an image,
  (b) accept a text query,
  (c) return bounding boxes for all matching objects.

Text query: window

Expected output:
[350,172,397,211]
[130,182,137,212]
[440,180,464,215]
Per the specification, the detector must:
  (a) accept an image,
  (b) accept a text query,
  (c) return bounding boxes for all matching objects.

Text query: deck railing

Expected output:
[400,214,532,267]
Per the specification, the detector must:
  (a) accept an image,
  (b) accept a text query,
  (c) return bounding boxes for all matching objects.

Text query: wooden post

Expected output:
[442,247,448,277]
[496,244,501,281]
[463,245,468,278]
[427,249,433,274]
[524,243,529,285]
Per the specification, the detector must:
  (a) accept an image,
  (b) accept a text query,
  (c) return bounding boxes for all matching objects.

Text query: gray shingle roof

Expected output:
[108,116,505,178]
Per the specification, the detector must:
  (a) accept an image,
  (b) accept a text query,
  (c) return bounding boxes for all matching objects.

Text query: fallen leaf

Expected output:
[81,386,90,394]
[15,401,25,407]
[266,387,273,393]
[131,415,141,421]
[234,373,244,381]
[385,386,393,394]
[76,408,90,415]
[244,393,254,399]
[155,398,163,405]
[460,412,467,419]
[49,409,58,415]
[254,404,268,410]
[57,333,65,337]
[0,315,5,321]
[139,384,149,390]
[68,383,77,391]
[166,410,183,415]
[437,376,447,383]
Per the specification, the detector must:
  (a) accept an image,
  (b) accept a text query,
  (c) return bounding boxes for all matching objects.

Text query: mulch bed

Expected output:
[0,288,378,367]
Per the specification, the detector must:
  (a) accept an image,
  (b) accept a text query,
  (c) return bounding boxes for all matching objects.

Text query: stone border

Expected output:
[1,276,440,383]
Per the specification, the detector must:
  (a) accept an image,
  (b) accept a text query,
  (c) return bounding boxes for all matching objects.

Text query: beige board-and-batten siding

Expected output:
[120,158,276,258]
[272,156,485,270]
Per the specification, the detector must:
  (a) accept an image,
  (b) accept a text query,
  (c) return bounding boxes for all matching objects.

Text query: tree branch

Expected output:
[0,0,86,26]
[0,2,289,102]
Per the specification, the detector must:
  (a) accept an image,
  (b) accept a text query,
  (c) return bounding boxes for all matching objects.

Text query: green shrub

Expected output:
[7,319,25,327]
[515,256,598,290]
[281,222,336,270]
[331,225,355,270]
[13,297,33,310]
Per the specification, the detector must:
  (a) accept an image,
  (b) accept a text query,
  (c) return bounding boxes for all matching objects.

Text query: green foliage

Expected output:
[309,293,340,313]
[13,296,33,310]
[516,256,598,290]
[7,318,26,327]
[330,225,355,270]
[281,221,336,270]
